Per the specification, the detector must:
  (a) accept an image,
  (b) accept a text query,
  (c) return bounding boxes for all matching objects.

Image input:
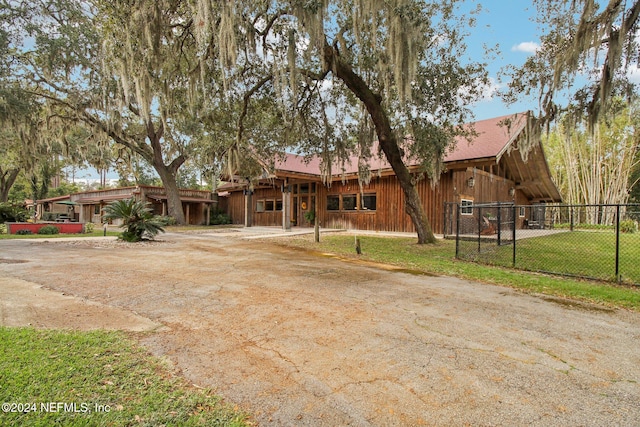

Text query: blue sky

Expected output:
[465,1,543,120]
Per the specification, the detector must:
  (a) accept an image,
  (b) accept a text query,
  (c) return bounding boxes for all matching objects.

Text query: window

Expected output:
[256,201,265,212]
[265,200,274,211]
[461,199,473,215]
[276,200,283,211]
[362,194,377,211]
[94,204,101,215]
[519,206,525,217]
[327,195,340,211]
[342,194,357,210]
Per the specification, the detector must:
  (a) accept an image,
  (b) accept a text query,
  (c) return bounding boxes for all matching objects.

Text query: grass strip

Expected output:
[0,327,248,426]
[0,231,120,240]
[275,234,640,311]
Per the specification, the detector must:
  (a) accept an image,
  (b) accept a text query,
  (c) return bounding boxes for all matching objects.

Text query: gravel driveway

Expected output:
[1,231,639,426]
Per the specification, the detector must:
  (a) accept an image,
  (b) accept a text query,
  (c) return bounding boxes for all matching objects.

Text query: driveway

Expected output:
[1,231,639,426]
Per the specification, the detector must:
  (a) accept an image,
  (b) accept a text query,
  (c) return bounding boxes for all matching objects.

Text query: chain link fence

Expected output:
[447,203,640,286]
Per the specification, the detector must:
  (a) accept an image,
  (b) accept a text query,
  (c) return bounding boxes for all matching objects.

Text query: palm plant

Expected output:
[102,198,165,242]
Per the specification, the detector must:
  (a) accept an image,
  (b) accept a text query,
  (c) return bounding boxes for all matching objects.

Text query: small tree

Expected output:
[102,198,165,242]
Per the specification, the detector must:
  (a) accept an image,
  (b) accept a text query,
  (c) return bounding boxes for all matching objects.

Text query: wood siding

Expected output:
[223,173,469,235]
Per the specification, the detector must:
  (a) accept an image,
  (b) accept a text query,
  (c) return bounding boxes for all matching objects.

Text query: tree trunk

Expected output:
[323,43,437,244]
[153,160,186,224]
[0,168,21,203]
[147,121,187,224]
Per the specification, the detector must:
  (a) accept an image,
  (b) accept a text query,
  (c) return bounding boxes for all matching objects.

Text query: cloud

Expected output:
[511,41,541,53]
[480,77,501,102]
[627,64,640,83]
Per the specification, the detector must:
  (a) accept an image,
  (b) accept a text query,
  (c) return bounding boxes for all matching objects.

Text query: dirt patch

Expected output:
[0,277,161,331]
[1,232,639,426]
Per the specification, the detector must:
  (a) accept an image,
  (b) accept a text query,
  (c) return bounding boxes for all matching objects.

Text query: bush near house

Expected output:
[210,209,232,225]
[37,225,60,235]
[0,202,29,223]
[103,198,165,242]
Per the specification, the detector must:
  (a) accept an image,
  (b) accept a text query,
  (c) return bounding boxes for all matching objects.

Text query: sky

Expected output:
[464,1,544,121]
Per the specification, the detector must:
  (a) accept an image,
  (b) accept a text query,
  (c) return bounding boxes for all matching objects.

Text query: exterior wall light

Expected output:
[467,177,475,188]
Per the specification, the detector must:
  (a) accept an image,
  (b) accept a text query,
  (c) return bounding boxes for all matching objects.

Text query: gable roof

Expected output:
[444,113,527,163]
[274,112,530,176]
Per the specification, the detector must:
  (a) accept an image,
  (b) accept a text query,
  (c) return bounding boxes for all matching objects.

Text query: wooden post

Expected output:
[244,189,252,227]
[282,184,291,231]
[314,214,319,242]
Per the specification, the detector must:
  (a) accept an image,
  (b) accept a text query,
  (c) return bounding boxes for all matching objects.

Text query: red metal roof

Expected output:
[444,113,527,163]
[273,113,529,176]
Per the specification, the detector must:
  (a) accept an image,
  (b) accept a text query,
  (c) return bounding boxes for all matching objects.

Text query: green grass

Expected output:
[276,234,640,311]
[0,328,248,427]
[460,231,640,284]
[0,230,120,240]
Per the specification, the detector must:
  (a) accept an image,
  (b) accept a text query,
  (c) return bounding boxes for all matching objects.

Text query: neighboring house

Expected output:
[217,112,562,234]
[37,185,217,225]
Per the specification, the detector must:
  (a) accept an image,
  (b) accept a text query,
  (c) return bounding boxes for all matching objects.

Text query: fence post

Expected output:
[478,205,482,254]
[615,204,621,283]
[455,204,461,259]
[570,205,574,232]
[443,202,448,239]
[497,202,502,246]
[512,204,517,267]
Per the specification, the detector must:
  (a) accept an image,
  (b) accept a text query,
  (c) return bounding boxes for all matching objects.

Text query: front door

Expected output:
[291,182,317,227]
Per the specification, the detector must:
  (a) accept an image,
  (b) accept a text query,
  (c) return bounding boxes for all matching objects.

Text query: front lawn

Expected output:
[275,234,640,311]
[0,327,248,426]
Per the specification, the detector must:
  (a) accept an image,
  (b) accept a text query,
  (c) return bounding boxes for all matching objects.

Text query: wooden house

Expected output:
[218,112,562,234]
[37,185,217,225]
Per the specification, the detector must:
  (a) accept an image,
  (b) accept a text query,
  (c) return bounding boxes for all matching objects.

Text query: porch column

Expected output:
[185,203,190,225]
[162,202,167,217]
[244,189,253,227]
[282,184,291,231]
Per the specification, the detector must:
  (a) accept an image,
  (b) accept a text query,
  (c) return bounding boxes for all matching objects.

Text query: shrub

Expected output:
[209,209,231,225]
[103,198,165,242]
[620,219,638,234]
[157,215,177,226]
[38,225,61,235]
[15,229,33,235]
[84,222,95,233]
[0,202,29,223]
[0,224,6,234]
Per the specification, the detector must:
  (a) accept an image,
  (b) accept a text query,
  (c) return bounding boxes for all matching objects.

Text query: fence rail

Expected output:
[447,203,640,286]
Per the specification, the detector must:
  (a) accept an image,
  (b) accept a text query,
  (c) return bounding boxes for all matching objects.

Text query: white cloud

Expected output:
[457,76,501,105]
[480,77,501,102]
[627,64,640,83]
[511,41,541,53]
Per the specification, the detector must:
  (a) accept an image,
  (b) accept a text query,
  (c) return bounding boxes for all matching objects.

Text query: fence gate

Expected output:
[455,203,516,265]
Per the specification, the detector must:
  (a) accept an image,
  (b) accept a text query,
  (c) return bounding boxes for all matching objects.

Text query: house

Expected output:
[217,112,562,235]
[37,185,217,225]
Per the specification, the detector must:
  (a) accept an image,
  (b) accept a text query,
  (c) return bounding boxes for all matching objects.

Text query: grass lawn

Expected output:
[275,234,640,311]
[460,231,640,284]
[0,230,120,240]
[0,327,248,427]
